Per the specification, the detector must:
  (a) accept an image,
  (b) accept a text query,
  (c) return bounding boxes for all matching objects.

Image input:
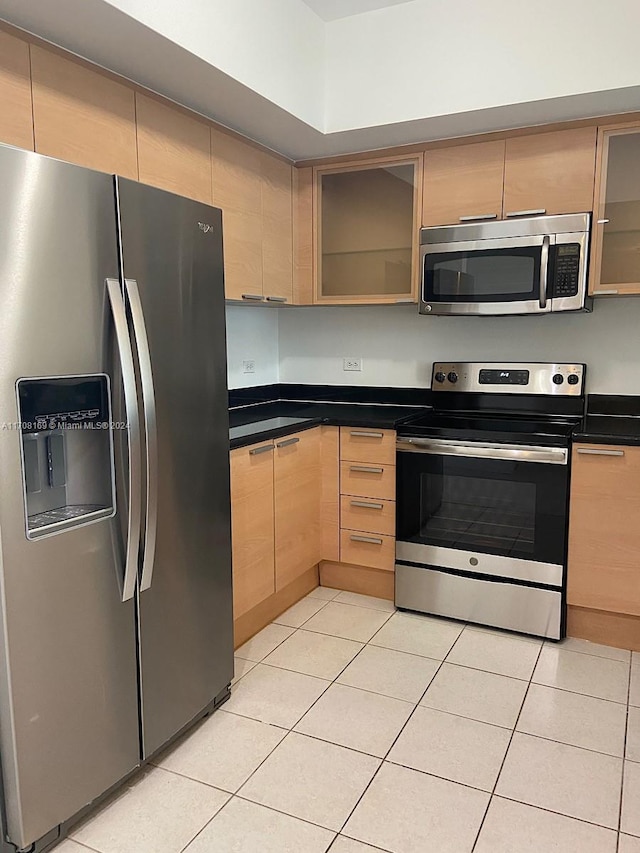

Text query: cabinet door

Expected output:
[590,125,640,296]
[274,429,321,590]
[136,93,211,203]
[423,140,505,226]
[261,152,293,303]
[293,166,314,305]
[31,46,137,177]
[316,158,421,303]
[503,127,596,218]
[567,444,640,616]
[212,128,263,301]
[0,30,33,151]
[230,443,275,619]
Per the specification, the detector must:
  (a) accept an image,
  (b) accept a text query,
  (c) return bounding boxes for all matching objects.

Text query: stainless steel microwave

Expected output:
[419,212,592,316]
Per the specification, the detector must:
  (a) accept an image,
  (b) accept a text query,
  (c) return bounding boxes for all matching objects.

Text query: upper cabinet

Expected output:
[0,30,34,151]
[212,129,293,303]
[136,94,211,203]
[589,123,640,297]
[261,153,293,304]
[502,127,597,218]
[423,127,597,226]
[31,46,137,178]
[422,140,505,226]
[315,156,422,304]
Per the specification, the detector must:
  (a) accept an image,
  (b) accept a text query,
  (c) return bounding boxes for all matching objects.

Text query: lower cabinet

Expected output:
[567,443,640,647]
[274,429,322,590]
[230,427,323,623]
[229,441,275,620]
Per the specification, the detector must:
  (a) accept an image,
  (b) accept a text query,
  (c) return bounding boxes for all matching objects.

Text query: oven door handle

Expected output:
[396,437,568,465]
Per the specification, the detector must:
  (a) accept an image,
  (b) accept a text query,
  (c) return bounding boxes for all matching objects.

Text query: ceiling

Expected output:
[301,0,414,21]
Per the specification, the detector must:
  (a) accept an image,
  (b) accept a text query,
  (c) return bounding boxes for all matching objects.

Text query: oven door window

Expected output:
[397,453,568,565]
[423,244,542,303]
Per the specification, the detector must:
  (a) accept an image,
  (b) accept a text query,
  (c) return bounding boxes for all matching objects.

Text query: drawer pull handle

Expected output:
[241,293,265,301]
[350,465,384,474]
[350,534,383,545]
[505,208,546,218]
[249,444,274,455]
[350,430,384,438]
[593,289,619,295]
[276,437,300,448]
[597,219,610,224]
[458,214,498,222]
[266,295,287,303]
[351,500,384,510]
[576,448,625,457]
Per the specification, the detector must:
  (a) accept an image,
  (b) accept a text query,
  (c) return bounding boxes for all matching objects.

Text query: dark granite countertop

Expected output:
[574,415,640,446]
[229,398,427,450]
[573,394,640,446]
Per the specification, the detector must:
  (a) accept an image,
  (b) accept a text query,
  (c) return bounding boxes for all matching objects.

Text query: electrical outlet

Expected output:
[243,359,256,374]
[343,357,362,372]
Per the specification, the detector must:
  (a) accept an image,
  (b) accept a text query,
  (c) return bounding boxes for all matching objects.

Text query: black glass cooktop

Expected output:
[400,412,578,446]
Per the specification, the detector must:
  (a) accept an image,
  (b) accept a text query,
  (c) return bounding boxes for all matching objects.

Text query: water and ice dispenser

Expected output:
[17,376,116,539]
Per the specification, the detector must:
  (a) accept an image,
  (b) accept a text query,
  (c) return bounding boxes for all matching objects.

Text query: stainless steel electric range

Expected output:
[395,362,586,640]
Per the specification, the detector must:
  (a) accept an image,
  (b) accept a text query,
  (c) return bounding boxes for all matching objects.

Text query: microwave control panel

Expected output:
[551,244,580,298]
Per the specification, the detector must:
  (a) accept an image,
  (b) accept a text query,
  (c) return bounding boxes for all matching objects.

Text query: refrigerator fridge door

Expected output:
[116,178,233,757]
[0,146,140,849]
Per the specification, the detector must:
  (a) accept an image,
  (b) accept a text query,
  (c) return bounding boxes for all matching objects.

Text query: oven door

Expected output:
[395,438,569,587]
[420,235,552,316]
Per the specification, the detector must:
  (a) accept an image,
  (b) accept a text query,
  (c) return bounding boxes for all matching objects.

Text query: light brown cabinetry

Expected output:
[230,428,324,620]
[423,127,597,227]
[567,444,640,616]
[31,46,137,178]
[422,140,505,226]
[338,427,396,572]
[315,157,422,304]
[136,93,211,203]
[590,123,640,296]
[230,442,275,619]
[212,129,293,303]
[274,430,322,589]
[0,30,33,151]
[261,153,293,303]
[503,127,597,218]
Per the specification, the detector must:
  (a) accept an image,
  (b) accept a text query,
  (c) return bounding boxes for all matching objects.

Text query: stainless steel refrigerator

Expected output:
[0,144,233,851]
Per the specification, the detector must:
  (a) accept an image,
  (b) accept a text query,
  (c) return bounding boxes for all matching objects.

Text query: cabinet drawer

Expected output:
[340,461,396,501]
[340,495,395,537]
[340,529,395,572]
[340,427,396,466]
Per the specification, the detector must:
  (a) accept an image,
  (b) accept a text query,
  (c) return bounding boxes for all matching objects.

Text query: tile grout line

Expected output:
[470,638,544,852]
[332,626,458,840]
[615,659,634,852]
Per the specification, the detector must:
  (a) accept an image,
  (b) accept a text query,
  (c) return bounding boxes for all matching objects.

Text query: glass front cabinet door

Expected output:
[315,156,422,303]
[591,124,640,297]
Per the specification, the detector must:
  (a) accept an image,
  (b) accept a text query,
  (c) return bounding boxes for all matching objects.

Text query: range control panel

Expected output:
[431,362,585,395]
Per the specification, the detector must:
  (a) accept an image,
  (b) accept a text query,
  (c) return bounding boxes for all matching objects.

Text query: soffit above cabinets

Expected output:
[2,0,640,160]
[301,0,415,21]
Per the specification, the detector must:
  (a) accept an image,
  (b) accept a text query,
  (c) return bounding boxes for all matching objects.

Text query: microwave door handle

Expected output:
[124,278,158,593]
[106,278,142,603]
[539,235,550,310]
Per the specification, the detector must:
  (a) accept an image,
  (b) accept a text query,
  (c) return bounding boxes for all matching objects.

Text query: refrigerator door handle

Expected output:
[106,278,142,602]
[124,278,158,592]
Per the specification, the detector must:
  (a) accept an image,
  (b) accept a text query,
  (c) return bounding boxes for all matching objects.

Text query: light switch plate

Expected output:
[343,357,362,371]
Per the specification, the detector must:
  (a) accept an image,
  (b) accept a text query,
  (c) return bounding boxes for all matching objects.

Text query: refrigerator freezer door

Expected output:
[116,179,233,757]
[0,146,140,848]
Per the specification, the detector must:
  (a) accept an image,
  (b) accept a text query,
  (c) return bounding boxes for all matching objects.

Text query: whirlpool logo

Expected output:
[198,222,215,234]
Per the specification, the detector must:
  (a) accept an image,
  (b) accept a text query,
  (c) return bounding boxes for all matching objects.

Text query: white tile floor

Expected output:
[64,588,640,853]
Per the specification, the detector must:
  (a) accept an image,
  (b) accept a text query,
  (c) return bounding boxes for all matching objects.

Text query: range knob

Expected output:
[552,373,564,385]
[434,372,446,383]
[447,371,459,384]
[567,374,580,386]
